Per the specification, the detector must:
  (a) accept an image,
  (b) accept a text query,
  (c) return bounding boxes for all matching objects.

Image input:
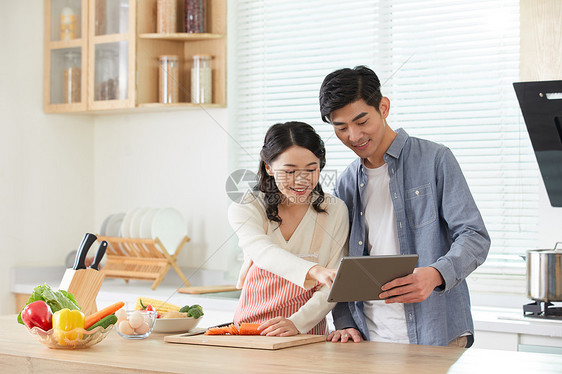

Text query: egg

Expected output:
[115,308,127,322]
[143,313,153,325]
[128,311,144,329]
[135,321,150,335]
[119,320,135,335]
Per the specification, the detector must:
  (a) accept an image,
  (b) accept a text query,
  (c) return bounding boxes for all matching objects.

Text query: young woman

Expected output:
[229,121,349,336]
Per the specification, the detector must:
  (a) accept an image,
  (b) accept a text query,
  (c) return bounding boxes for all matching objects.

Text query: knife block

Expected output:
[59,268,105,316]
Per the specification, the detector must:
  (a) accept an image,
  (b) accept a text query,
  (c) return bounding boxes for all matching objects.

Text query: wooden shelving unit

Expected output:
[136,0,226,107]
[44,0,88,113]
[44,0,226,113]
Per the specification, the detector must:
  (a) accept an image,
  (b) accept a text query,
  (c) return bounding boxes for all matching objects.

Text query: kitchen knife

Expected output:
[178,322,232,337]
[89,240,107,270]
[72,233,98,270]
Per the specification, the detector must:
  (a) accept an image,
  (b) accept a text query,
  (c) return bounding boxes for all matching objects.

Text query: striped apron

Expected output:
[234,211,327,335]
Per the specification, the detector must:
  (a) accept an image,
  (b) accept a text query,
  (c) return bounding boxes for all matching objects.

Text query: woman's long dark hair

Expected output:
[256,121,327,224]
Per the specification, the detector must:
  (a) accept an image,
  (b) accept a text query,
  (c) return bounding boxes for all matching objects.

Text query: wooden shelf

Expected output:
[137,102,225,109]
[139,33,224,41]
[92,33,131,44]
[49,39,83,50]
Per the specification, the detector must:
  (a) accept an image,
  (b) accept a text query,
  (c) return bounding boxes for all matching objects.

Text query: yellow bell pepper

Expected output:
[52,308,85,345]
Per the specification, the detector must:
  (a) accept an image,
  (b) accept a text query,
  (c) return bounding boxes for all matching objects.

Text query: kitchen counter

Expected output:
[473,306,562,337]
[10,265,562,356]
[1,316,561,374]
[11,266,562,342]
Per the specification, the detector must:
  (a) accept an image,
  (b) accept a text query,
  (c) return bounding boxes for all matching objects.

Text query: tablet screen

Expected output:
[327,254,419,302]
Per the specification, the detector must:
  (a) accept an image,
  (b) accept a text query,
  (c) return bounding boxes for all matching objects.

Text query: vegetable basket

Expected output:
[26,324,113,349]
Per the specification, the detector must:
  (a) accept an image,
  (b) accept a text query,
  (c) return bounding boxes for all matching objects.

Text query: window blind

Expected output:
[231,0,537,276]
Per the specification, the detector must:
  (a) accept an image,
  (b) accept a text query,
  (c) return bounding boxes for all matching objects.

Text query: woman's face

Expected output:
[265,145,321,205]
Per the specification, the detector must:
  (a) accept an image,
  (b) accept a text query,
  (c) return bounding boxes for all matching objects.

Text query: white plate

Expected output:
[153,317,201,333]
[121,208,139,239]
[151,207,186,254]
[106,213,126,237]
[130,207,150,238]
[140,208,159,238]
[99,214,112,236]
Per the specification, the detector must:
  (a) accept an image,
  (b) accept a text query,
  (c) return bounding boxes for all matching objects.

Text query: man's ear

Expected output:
[379,97,390,118]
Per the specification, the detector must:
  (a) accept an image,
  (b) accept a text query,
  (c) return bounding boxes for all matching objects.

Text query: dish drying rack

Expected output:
[96,235,191,290]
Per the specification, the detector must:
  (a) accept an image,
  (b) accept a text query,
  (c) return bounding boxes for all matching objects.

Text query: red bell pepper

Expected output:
[21,300,53,331]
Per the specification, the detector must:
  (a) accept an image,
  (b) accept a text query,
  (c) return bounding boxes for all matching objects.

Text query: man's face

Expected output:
[329,98,392,168]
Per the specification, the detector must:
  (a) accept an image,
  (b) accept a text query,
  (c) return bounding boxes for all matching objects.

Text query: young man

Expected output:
[319,66,490,347]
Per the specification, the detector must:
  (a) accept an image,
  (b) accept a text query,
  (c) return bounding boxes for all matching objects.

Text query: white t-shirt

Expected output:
[362,162,409,344]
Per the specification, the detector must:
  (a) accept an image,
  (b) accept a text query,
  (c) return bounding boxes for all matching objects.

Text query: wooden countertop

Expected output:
[1,316,560,374]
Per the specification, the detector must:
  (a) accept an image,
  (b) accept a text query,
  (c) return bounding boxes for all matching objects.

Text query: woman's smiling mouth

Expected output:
[290,187,308,195]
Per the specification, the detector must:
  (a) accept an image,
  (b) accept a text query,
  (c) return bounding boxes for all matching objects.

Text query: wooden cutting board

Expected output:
[178,285,238,294]
[164,333,325,350]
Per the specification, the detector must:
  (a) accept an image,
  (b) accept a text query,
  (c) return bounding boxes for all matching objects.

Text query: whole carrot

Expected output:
[84,301,125,329]
[239,323,261,335]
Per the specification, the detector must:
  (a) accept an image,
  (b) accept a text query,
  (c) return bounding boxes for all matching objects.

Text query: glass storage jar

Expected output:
[95,48,118,101]
[60,4,78,40]
[62,51,81,104]
[184,0,206,33]
[157,0,176,33]
[94,0,106,35]
[158,55,179,103]
[191,55,212,104]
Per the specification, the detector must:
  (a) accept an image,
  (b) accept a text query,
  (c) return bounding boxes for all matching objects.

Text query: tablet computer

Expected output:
[327,254,419,302]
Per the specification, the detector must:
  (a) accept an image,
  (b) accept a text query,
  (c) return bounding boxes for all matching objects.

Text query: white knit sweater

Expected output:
[228,192,349,333]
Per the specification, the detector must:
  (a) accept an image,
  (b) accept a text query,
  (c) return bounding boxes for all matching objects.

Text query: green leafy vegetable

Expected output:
[17,283,80,325]
[188,304,204,319]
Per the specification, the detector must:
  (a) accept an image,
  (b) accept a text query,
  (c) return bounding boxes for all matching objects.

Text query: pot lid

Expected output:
[527,242,562,254]
[527,249,562,254]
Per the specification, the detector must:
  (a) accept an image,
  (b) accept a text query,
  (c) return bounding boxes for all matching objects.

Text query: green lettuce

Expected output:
[17,283,81,324]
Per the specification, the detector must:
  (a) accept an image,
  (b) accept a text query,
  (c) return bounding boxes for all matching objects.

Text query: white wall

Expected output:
[92,109,234,276]
[0,2,94,315]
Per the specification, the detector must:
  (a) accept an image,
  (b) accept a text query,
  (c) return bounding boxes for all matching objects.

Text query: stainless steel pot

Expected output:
[527,242,562,302]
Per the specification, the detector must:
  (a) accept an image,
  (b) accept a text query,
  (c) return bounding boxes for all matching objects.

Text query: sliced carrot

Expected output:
[204,323,261,335]
[204,326,229,335]
[239,323,261,335]
[228,324,239,335]
[84,301,125,329]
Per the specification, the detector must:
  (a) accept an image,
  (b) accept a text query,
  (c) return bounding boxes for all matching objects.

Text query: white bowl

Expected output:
[153,317,201,333]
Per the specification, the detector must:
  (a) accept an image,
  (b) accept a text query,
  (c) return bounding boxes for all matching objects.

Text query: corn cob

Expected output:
[135,297,180,313]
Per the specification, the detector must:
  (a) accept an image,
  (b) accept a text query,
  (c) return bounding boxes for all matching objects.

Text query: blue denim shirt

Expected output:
[332,128,490,346]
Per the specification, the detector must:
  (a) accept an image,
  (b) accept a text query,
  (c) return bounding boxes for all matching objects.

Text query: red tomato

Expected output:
[145,305,154,312]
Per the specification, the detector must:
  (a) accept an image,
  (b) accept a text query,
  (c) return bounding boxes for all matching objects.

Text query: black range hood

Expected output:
[514,80,562,207]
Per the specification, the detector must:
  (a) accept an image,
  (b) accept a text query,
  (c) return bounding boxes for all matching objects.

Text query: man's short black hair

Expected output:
[319,65,383,123]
